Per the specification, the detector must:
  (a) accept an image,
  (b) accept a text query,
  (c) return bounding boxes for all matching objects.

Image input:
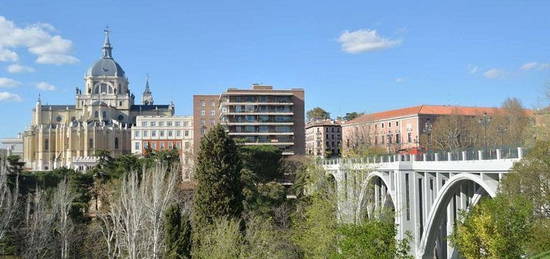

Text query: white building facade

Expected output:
[131,115,194,179]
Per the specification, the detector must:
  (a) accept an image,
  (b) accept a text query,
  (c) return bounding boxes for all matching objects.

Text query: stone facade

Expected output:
[342,105,500,154]
[23,30,174,171]
[305,120,342,157]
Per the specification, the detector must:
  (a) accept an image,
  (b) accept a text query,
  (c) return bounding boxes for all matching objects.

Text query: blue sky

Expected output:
[0,0,549,137]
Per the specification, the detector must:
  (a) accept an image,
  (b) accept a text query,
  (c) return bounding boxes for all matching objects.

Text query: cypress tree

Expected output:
[164,204,192,259]
[191,125,243,232]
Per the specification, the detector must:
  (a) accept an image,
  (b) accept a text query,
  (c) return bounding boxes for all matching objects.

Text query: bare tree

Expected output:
[0,165,18,247]
[52,178,76,259]
[141,165,178,258]
[102,164,179,259]
[23,189,55,258]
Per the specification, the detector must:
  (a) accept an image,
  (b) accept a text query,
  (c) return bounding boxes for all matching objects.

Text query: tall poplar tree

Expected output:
[191,125,243,232]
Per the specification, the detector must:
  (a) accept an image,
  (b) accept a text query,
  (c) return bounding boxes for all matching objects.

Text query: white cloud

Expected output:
[395,78,404,83]
[483,68,505,79]
[338,29,401,54]
[467,64,479,74]
[7,64,34,73]
[36,81,56,91]
[520,62,550,71]
[0,48,18,62]
[0,16,78,65]
[0,91,22,102]
[0,77,21,88]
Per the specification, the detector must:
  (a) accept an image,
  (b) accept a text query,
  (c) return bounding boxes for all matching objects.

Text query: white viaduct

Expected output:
[321,148,523,259]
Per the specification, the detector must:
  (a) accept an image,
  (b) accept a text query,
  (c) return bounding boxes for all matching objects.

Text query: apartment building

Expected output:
[305,120,342,157]
[342,105,500,153]
[131,115,194,179]
[218,84,305,156]
[192,95,220,154]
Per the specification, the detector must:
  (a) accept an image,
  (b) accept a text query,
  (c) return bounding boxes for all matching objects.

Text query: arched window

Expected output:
[108,85,113,94]
[117,114,124,121]
[94,111,99,118]
[102,111,107,119]
[94,86,99,94]
[101,84,107,93]
[115,137,119,149]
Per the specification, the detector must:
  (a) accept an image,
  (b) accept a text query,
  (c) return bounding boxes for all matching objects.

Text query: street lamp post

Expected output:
[479,112,491,151]
[496,126,507,147]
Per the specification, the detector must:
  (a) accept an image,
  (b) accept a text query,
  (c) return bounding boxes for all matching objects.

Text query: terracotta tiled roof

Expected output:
[344,105,504,125]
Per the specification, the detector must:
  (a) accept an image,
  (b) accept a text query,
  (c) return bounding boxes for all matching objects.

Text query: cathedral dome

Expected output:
[86,29,125,77]
[86,58,125,77]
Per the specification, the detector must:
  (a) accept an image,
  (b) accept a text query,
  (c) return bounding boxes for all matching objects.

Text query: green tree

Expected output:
[307,107,330,122]
[164,204,192,259]
[192,125,243,234]
[450,195,534,259]
[291,163,338,258]
[239,145,282,182]
[335,219,411,259]
[6,155,24,174]
[341,112,364,121]
[501,141,550,254]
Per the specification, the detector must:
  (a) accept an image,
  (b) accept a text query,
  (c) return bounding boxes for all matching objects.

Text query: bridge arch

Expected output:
[356,171,396,221]
[417,173,497,258]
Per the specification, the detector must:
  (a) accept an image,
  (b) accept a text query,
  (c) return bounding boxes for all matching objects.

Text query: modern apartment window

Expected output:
[210,110,215,116]
[201,110,206,116]
[168,130,173,137]
[150,121,156,127]
[143,130,148,137]
[175,121,181,126]
[167,121,172,126]
[201,101,205,107]
[176,130,181,137]
[44,138,49,151]
[159,121,164,127]
[185,130,189,137]
[152,130,157,137]
[134,142,140,150]
[160,131,165,137]
[142,121,147,127]
[134,131,140,137]
[405,174,410,220]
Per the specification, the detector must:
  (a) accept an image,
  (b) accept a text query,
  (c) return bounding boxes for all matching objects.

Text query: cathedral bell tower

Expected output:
[142,76,154,105]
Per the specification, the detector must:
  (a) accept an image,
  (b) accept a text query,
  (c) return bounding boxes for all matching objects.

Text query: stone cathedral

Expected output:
[23,30,174,171]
